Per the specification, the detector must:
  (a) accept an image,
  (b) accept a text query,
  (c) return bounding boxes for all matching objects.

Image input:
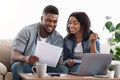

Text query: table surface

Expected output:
[19,73,120,80]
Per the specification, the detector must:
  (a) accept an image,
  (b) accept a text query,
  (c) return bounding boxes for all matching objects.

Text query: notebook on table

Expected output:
[69,53,113,76]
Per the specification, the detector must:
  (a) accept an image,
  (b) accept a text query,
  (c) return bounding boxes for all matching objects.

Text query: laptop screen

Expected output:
[70,53,112,76]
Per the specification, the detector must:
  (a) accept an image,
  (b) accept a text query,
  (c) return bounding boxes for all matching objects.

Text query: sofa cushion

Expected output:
[0,62,7,75]
[0,39,12,71]
[5,72,12,80]
[0,74,3,80]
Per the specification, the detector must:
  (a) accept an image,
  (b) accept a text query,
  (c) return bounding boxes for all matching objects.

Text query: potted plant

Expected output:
[107,64,115,78]
[104,16,120,61]
[108,65,114,71]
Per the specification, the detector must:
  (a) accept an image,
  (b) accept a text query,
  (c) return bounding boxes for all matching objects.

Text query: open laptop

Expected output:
[69,53,113,76]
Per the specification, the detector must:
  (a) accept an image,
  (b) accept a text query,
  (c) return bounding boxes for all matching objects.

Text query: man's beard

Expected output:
[43,26,53,35]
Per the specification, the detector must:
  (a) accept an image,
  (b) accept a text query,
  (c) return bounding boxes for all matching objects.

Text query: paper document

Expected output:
[34,41,63,67]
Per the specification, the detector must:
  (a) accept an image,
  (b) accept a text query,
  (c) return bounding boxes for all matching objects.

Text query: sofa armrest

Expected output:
[0,62,7,76]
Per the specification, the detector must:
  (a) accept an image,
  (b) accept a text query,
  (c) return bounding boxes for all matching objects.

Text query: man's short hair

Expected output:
[42,5,59,15]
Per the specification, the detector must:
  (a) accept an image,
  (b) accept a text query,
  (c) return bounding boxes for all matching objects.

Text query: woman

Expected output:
[63,12,100,73]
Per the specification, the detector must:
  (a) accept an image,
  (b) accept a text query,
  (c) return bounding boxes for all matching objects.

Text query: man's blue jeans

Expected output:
[11,62,68,80]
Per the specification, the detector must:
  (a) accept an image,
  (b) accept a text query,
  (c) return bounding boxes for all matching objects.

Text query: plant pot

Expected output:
[114,64,120,78]
[107,70,115,78]
[111,60,120,78]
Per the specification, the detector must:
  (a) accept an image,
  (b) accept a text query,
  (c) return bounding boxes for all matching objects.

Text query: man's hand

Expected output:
[25,55,39,65]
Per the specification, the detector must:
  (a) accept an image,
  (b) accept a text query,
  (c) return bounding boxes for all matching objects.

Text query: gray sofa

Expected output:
[0,39,12,80]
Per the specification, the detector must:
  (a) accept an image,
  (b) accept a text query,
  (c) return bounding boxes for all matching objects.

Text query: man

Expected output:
[11,5,68,80]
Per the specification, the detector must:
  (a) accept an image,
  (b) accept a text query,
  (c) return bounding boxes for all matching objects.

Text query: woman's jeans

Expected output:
[11,62,68,80]
[68,63,80,73]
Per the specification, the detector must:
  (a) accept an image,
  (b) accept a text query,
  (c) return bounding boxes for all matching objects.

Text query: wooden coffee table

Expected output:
[19,73,120,80]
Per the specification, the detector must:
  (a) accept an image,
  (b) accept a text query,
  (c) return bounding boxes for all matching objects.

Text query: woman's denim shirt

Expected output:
[63,33,100,61]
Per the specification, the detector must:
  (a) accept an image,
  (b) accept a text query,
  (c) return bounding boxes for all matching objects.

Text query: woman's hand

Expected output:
[66,59,75,67]
[90,33,98,43]
[89,33,98,53]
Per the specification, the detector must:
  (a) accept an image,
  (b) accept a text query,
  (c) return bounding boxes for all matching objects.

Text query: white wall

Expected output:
[0,0,120,46]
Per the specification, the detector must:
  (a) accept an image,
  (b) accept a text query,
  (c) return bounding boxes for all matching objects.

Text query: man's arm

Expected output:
[11,50,26,62]
[11,50,39,65]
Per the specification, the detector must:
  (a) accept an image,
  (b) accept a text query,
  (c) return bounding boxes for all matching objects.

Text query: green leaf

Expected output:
[113,38,120,43]
[116,23,120,30]
[116,52,120,56]
[105,21,115,32]
[108,38,118,45]
[116,47,120,51]
[105,21,112,30]
[116,47,120,55]
[113,55,120,61]
[110,48,114,53]
[105,16,112,20]
[115,31,120,41]
[108,65,114,71]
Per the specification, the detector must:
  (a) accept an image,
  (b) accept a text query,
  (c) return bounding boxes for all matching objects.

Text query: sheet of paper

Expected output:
[34,41,63,67]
